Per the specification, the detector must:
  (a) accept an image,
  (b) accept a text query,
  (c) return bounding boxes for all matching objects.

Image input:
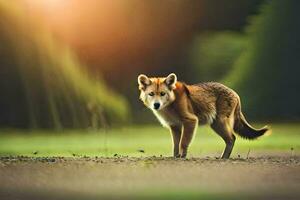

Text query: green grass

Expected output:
[0,123,299,157]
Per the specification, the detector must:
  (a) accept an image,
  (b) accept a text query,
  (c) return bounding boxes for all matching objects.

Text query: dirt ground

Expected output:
[0,155,299,200]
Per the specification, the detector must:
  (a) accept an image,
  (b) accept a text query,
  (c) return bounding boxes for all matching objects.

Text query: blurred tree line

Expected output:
[225,0,300,121]
[0,1,128,129]
[0,0,299,129]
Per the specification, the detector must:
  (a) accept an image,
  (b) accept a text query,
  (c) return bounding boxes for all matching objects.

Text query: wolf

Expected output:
[138,73,269,159]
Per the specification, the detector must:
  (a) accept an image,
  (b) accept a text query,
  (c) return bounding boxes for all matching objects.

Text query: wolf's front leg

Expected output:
[180,116,198,158]
[170,125,182,158]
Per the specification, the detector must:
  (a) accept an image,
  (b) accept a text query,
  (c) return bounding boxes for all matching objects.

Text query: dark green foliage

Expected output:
[225,0,300,121]
[189,31,246,81]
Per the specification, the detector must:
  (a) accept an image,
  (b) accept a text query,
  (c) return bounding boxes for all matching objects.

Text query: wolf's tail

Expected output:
[233,102,269,139]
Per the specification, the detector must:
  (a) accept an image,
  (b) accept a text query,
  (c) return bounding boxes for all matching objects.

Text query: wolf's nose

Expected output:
[153,103,160,110]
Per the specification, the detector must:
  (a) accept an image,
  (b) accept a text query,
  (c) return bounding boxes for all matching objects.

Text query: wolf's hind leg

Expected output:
[170,125,182,157]
[211,117,236,159]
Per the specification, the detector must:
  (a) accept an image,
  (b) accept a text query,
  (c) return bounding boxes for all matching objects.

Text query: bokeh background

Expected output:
[1,2,300,199]
[0,0,300,130]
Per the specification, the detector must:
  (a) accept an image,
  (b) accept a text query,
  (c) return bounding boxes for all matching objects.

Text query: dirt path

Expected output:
[0,156,299,200]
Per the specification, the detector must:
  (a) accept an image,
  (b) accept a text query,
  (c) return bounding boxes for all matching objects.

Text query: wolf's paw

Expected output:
[180,154,187,158]
[174,154,181,158]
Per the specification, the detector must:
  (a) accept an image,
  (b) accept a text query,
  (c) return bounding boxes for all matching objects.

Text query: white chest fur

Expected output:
[153,109,181,128]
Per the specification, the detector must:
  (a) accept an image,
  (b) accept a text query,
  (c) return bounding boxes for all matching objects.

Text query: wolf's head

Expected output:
[138,73,177,111]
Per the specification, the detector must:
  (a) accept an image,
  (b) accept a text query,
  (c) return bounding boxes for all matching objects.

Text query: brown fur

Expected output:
[138,74,269,159]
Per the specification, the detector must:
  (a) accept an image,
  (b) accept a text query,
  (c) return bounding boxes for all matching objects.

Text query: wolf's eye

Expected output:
[148,92,155,96]
[160,92,166,96]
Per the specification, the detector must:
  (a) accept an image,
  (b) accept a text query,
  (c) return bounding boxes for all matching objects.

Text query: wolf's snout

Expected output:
[153,103,160,110]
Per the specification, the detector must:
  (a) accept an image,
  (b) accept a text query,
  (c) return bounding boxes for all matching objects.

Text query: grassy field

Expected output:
[0,123,299,157]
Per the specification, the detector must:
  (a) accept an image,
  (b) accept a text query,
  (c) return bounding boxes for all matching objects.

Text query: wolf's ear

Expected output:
[165,73,177,89]
[138,74,151,90]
